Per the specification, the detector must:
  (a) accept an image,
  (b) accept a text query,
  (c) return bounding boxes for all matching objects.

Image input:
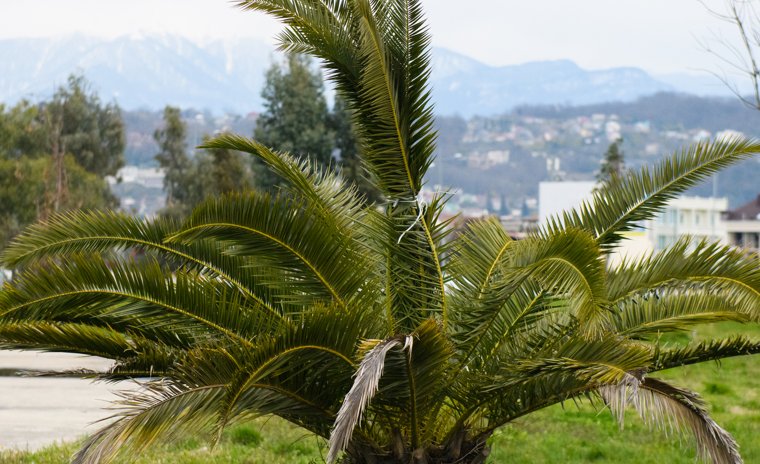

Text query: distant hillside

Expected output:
[430,49,674,116]
[513,92,760,134]
[1,34,697,116]
[431,93,760,208]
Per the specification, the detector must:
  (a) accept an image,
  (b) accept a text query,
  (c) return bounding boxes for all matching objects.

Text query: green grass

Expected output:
[0,420,325,464]
[2,324,758,464]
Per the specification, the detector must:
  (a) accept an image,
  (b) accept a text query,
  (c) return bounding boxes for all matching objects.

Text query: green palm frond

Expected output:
[448,218,564,363]
[0,321,135,360]
[0,255,274,346]
[213,306,368,437]
[237,1,359,81]
[449,217,513,296]
[0,210,281,316]
[547,137,760,249]
[511,228,608,335]
[237,0,435,201]
[73,382,227,464]
[2,210,177,267]
[652,336,760,371]
[200,134,366,230]
[613,293,752,337]
[506,336,651,386]
[350,0,434,199]
[366,192,452,332]
[169,192,379,309]
[468,335,652,429]
[608,238,760,313]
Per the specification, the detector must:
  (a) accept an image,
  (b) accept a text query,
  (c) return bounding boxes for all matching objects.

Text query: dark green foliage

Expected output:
[47,75,126,177]
[0,101,48,158]
[206,137,252,196]
[597,138,625,186]
[254,54,334,190]
[0,76,124,250]
[154,106,193,214]
[331,95,381,203]
[154,108,253,218]
[0,156,114,250]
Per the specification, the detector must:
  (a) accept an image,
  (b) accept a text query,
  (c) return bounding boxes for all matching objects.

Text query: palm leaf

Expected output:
[511,228,609,335]
[600,375,742,464]
[1,210,283,317]
[549,137,760,249]
[613,293,752,337]
[608,238,760,315]
[73,382,227,464]
[169,192,377,309]
[0,254,274,347]
[328,335,410,463]
[652,336,760,371]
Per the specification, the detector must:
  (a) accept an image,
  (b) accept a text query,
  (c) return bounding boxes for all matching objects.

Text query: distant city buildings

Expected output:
[647,196,728,251]
[724,194,760,255]
[108,166,166,217]
[535,180,745,265]
[106,164,759,264]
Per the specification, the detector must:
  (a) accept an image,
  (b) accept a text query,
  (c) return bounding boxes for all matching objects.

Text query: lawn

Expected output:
[2,324,758,464]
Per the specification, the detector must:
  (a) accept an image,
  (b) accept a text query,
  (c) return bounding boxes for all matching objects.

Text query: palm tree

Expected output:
[1,1,760,463]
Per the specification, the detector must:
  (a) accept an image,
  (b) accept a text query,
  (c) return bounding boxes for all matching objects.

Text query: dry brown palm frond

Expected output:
[600,374,742,464]
[327,335,412,463]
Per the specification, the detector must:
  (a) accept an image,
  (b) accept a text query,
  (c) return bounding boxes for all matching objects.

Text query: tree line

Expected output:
[154,53,379,217]
[0,54,377,250]
[0,75,124,250]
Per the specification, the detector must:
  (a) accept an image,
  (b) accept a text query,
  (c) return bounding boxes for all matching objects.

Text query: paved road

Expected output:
[0,351,131,451]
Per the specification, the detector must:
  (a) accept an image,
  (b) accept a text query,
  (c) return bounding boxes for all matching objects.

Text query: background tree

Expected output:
[597,137,625,186]
[331,95,381,202]
[155,109,254,218]
[204,134,253,196]
[48,75,125,177]
[254,54,334,190]
[154,106,193,217]
[0,156,112,250]
[0,78,121,250]
[0,101,48,158]
[701,0,760,110]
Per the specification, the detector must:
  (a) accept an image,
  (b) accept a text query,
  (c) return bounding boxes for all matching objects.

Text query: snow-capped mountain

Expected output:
[429,48,674,115]
[0,34,273,113]
[1,34,684,115]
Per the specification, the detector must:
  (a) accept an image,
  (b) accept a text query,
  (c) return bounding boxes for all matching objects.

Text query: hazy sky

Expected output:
[0,0,747,75]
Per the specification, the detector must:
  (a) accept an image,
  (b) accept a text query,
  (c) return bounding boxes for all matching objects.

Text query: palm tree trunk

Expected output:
[345,437,491,464]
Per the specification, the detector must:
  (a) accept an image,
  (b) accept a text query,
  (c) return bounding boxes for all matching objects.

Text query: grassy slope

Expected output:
[2,324,758,464]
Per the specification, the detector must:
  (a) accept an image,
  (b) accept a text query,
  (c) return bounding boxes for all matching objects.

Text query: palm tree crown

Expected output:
[2,1,760,463]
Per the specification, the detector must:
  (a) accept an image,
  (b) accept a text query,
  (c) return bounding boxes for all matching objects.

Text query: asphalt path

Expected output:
[0,351,133,451]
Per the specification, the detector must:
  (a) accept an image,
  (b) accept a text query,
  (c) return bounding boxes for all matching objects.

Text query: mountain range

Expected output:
[0,34,736,116]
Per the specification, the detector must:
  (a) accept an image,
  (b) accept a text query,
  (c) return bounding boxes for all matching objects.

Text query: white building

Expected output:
[110,166,164,189]
[723,194,760,256]
[538,181,729,265]
[646,196,728,251]
[538,181,596,225]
